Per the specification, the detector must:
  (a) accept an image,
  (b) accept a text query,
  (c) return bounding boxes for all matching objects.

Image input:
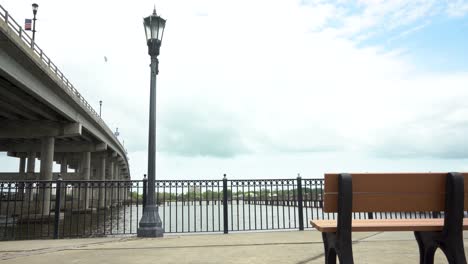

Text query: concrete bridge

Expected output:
[0,5,131,214]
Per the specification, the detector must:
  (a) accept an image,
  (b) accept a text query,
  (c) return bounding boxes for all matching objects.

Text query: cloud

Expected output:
[300,0,450,42]
[446,0,468,17]
[158,105,249,158]
[368,73,468,159]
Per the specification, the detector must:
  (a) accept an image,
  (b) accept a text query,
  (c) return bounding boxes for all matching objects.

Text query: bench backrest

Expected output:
[323,173,468,213]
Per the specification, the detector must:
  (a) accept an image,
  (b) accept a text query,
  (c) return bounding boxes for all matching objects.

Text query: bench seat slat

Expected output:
[310,218,468,232]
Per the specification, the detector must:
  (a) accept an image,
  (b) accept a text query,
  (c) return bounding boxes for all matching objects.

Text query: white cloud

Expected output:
[446,0,468,17]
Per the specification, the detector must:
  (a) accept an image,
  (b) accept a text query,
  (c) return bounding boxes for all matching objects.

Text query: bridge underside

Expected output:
[0,10,131,214]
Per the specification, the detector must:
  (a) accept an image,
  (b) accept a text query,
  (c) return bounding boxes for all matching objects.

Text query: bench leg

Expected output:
[415,231,467,264]
[322,232,354,264]
[440,236,467,264]
[323,233,337,264]
[415,231,438,264]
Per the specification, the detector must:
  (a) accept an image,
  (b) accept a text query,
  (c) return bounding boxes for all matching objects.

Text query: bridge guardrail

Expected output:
[0,4,127,156]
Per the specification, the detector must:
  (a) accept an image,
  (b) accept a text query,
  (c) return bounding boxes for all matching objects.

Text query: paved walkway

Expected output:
[1,231,467,263]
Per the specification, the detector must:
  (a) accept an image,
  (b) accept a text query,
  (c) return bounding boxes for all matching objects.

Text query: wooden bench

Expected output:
[310,172,468,264]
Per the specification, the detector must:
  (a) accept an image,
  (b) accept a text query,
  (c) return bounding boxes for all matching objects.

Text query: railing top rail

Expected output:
[0,178,324,183]
[228,178,323,182]
[0,4,127,157]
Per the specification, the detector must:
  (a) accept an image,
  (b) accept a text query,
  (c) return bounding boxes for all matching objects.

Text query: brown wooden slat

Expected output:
[310,219,468,233]
[323,173,468,212]
[324,193,468,212]
[324,173,468,193]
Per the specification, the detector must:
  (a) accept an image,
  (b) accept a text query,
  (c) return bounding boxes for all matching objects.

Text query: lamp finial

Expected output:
[153,5,157,15]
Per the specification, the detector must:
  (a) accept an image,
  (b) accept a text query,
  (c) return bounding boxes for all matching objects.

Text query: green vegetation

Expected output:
[129,187,323,202]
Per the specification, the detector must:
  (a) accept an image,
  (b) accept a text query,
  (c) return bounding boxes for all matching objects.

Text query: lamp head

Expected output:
[143,7,166,56]
[32,3,39,15]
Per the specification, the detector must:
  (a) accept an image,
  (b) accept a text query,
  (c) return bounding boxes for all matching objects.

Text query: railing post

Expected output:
[297,174,304,231]
[223,174,228,234]
[53,175,63,239]
[142,174,147,212]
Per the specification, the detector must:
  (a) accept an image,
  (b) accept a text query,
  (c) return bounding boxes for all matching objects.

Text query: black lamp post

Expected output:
[137,7,166,237]
[99,100,102,117]
[32,3,38,42]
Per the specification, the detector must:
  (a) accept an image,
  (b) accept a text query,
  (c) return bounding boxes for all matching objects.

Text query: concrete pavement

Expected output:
[1,231,467,263]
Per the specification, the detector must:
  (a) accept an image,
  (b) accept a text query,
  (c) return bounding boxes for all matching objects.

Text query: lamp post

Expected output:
[99,100,102,117]
[137,7,166,238]
[32,3,38,42]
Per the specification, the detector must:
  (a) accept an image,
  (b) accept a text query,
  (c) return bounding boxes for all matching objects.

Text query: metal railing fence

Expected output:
[0,176,446,240]
[0,179,143,240]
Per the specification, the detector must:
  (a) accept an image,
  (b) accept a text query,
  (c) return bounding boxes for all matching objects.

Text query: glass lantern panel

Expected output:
[143,17,152,41]
[157,19,166,41]
[150,17,159,40]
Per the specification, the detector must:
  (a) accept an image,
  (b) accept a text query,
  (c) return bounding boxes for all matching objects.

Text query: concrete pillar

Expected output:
[18,155,26,199]
[38,136,54,215]
[60,157,67,174]
[26,152,36,201]
[110,159,116,206]
[19,156,26,176]
[80,152,91,209]
[99,155,106,208]
[59,156,67,209]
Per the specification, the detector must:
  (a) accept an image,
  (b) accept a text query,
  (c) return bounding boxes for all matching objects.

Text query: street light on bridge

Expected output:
[31,3,38,42]
[137,6,166,237]
[99,100,102,117]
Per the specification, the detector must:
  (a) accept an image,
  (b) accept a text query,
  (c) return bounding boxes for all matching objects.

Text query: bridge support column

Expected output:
[39,136,54,215]
[109,160,115,206]
[99,155,107,208]
[80,152,91,209]
[18,155,26,200]
[26,152,36,201]
[59,156,67,209]
[116,165,122,205]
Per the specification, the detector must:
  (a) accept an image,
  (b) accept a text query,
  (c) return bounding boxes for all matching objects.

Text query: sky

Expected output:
[1,0,468,180]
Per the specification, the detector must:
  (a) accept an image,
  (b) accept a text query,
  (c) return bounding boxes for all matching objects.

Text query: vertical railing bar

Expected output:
[33,183,39,238]
[69,184,74,237]
[53,178,62,239]
[230,180,233,231]
[298,177,304,231]
[3,183,10,238]
[103,182,108,236]
[217,180,220,232]
[248,181,251,231]
[270,181,274,230]
[175,181,178,233]
[19,181,26,240]
[276,181,279,229]
[47,182,53,238]
[222,175,228,234]
[168,181,172,233]
[110,181,114,235]
[90,182,94,236]
[264,181,268,230]
[199,181,202,232]
[11,182,18,239]
[242,181,245,231]
[205,181,207,232]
